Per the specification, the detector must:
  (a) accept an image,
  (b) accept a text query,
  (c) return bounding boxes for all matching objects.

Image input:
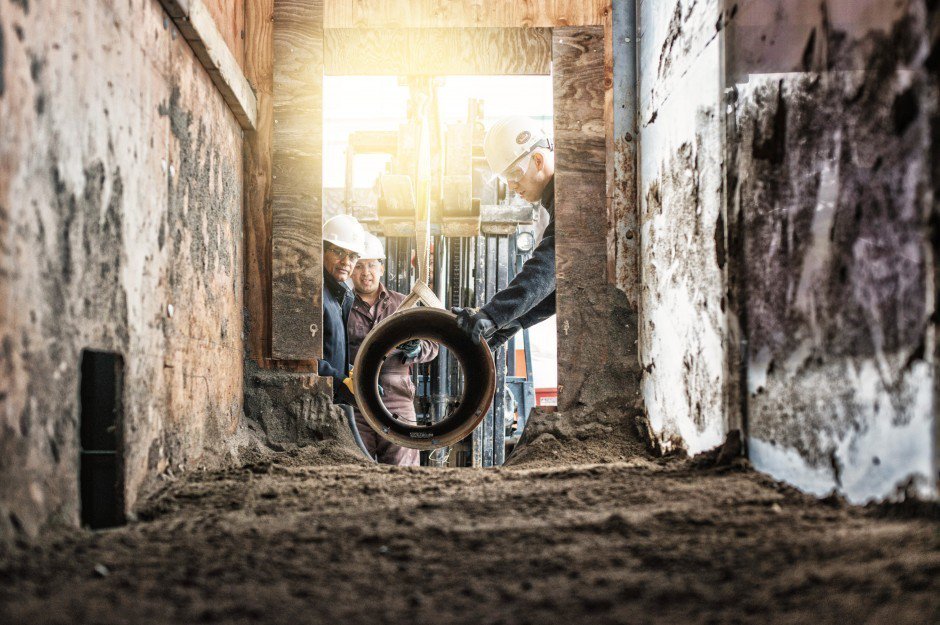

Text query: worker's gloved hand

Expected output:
[343,367,383,397]
[451,307,496,345]
[342,368,356,398]
[396,339,422,362]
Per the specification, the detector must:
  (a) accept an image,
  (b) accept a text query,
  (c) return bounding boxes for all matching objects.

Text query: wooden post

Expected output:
[244,0,274,365]
[553,26,641,411]
[271,0,324,360]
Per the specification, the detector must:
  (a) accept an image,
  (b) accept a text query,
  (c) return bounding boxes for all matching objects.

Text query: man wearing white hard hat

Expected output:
[347,233,439,465]
[318,214,366,404]
[452,116,557,348]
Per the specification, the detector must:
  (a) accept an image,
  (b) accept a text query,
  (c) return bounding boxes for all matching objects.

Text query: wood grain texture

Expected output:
[272,0,324,360]
[324,27,552,75]
[159,0,257,129]
[553,26,640,411]
[604,2,615,282]
[324,0,608,27]
[203,0,246,68]
[244,0,274,364]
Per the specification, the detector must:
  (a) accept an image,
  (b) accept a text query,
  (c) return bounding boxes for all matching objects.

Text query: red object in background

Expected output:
[513,349,527,378]
[535,388,557,408]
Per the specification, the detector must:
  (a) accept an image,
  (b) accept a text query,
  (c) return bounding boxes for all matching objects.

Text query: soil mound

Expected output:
[504,397,654,467]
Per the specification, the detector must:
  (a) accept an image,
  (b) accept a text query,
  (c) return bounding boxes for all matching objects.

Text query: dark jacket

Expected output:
[347,284,438,422]
[318,271,355,404]
[482,179,556,347]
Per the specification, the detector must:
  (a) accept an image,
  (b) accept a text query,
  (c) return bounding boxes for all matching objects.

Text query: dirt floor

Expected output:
[1,399,938,625]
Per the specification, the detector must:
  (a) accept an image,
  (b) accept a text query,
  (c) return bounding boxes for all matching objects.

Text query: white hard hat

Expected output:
[360,233,386,261]
[483,116,551,177]
[323,214,366,255]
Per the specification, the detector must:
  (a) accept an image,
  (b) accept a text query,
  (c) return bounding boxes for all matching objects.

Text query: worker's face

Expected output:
[324,243,360,282]
[507,151,552,203]
[351,259,384,295]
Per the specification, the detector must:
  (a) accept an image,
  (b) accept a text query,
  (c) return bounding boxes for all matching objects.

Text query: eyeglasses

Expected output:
[354,260,383,273]
[325,243,360,263]
[499,153,533,184]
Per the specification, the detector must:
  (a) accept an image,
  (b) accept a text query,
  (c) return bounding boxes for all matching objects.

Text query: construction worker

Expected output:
[452,116,556,348]
[347,233,439,465]
[318,214,366,405]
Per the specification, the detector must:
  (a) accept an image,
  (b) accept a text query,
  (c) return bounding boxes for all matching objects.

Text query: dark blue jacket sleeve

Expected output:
[318,360,354,404]
[318,359,343,380]
[486,292,556,349]
[480,231,556,329]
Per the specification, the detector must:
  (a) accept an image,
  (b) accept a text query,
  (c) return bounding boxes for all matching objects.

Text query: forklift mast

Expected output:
[342,78,540,467]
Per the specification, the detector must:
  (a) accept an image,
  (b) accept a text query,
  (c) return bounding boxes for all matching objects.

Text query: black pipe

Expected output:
[353,307,495,450]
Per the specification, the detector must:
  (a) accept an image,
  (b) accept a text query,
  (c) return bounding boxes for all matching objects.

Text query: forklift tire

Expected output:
[352,307,496,450]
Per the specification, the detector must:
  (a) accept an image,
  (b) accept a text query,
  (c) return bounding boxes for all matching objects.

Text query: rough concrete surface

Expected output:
[638,0,732,456]
[0,0,244,541]
[0,404,936,624]
[729,0,938,501]
[637,0,937,500]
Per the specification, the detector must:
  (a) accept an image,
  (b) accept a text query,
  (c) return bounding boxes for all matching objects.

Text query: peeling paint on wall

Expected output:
[727,0,936,501]
[638,0,731,455]
[635,0,936,501]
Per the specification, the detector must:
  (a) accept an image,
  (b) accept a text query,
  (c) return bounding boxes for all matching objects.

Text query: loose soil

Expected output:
[0,400,937,624]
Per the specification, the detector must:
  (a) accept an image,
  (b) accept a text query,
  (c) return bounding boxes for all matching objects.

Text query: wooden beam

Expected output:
[323,0,608,28]
[271,0,324,360]
[243,0,273,364]
[553,26,640,411]
[159,0,258,130]
[324,28,552,75]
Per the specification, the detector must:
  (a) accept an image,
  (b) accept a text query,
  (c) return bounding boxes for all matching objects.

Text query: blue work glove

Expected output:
[451,307,496,345]
[396,339,422,362]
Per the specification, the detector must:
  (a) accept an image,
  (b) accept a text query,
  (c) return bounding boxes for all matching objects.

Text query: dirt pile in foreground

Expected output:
[505,397,653,468]
[0,402,937,624]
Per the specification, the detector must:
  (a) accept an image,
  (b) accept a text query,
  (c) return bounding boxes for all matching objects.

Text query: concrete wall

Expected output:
[727,0,937,502]
[0,0,244,539]
[634,0,938,501]
[637,0,735,455]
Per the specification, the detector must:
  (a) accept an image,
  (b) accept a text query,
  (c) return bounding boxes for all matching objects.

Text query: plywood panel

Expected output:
[170,0,257,129]
[272,0,324,360]
[324,27,552,75]
[203,0,246,68]
[324,0,608,27]
[553,26,640,411]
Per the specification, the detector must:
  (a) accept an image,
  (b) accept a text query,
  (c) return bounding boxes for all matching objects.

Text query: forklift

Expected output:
[342,77,541,467]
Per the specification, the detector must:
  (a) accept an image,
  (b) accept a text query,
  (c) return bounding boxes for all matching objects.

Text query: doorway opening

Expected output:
[323,75,558,466]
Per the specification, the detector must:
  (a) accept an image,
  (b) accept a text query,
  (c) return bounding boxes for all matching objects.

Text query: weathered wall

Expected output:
[635,0,937,500]
[727,0,937,502]
[636,0,735,454]
[0,0,244,539]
